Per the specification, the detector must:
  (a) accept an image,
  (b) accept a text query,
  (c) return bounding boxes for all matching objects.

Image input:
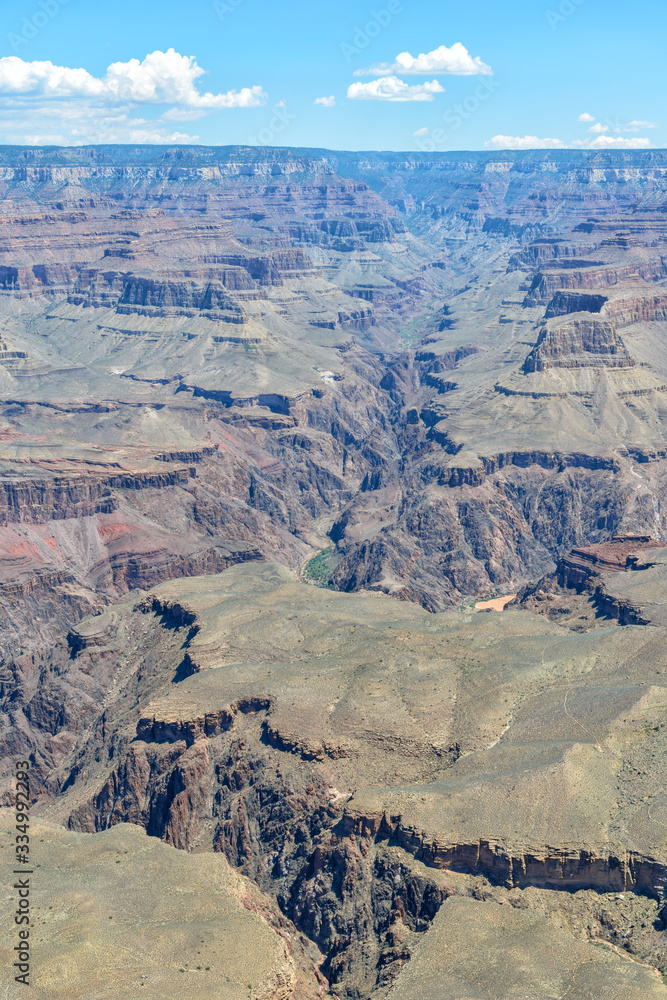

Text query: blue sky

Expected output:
[0,0,664,150]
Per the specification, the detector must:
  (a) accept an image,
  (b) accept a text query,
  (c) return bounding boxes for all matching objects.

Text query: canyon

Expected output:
[3,145,667,997]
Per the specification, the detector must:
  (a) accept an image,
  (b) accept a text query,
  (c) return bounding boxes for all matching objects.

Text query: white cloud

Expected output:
[274,99,286,107]
[17,124,198,145]
[614,119,659,132]
[0,59,102,98]
[0,99,199,145]
[485,133,655,151]
[314,95,335,107]
[413,127,429,136]
[485,135,565,149]
[574,135,654,149]
[355,43,492,77]
[0,50,266,108]
[128,129,196,144]
[577,113,658,132]
[162,107,206,121]
[347,76,444,102]
[581,115,659,134]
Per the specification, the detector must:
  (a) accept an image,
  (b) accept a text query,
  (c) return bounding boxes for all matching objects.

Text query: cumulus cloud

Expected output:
[314,95,335,107]
[355,43,492,77]
[577,113,658,133]
[614,119,659,132]
[162,107,206,121]
[0,49,264,145]
[573,135,654,149]
[15,120,197,145]
[413,127,429,136]
[0,99,200,146]
[581,115,659,134]
[0,50,266,108]
[486,133,654,150]
[128,129,196,144]
[347,76,444,102]
[485,135,565,150]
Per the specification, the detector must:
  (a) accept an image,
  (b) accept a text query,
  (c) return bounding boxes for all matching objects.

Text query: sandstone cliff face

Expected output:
[66,253,315,315]
[556,536,662,588]
[0,469,193,525]
[0,262,80,293]
[524,258,667,306]
[602,293,667,326]
[522,319,634,372]
[545,289,667,326]
[508,239,600,271]
[344,810,666,898]
[544,291,609,316]
[119,275,243,314]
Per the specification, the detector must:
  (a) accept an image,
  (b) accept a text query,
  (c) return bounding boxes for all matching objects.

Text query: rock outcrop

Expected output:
[522,318,634,372]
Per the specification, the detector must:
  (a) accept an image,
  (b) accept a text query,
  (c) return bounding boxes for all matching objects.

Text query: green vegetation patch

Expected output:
[303,546,335,588]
